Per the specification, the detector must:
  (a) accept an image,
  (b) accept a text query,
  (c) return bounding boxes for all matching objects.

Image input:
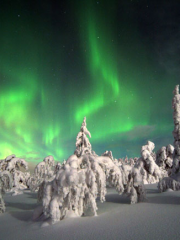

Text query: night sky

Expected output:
[0,0,179,163]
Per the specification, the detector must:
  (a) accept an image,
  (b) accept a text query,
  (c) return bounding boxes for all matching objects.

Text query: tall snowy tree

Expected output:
[75,117,92,156]
[172,85,180,174]
[158,85,180,192]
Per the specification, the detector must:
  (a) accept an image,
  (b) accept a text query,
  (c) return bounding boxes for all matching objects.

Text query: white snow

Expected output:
[0,184,180,240]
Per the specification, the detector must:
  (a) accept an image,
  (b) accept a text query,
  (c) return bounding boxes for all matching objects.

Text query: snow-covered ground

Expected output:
[0,184,180,240]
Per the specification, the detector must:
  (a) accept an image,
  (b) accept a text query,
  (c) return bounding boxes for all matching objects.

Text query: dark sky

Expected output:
[0,0,179,163]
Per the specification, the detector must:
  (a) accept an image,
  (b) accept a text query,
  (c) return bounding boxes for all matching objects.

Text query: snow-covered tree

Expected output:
[124,156,128,164]
[156,144,174,175]
[75,117,92,156]
[172,85,180,174]
[134,141,164,184]
[0,154,29,195]
[34,155,55,178]
[101,150,114,160]
[158,85,180,192]
[54,162,62,174]
[34,117,146,225]
[120,156,138,166]
[29,155,56,193]
[0,171,13,213]
[35,153,138,225]
[125,167,146,204]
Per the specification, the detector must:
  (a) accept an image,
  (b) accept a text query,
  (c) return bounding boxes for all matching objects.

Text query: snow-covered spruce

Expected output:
[0,171,13,213]
[158,85,180,192]
[75,117,93,156]
[34,117,146,225]
[35,155,55,178]
[134,141,164,184]
[156,144,174,176]
[54,162,62,174]
[28,155,56,194]
[122,141,163,202]
[172,85,180,174]
[101,150,114,160]
[120,156,138,166]
[158,177,180,192]
[125,167,146,204]
[37,153,133,224]
[0,154,30,195]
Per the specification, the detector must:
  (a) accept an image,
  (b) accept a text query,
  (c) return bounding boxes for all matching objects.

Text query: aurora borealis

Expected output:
[0,0,179,163]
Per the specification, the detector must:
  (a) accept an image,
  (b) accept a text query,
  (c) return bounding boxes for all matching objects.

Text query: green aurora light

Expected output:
[0,0,178,163]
